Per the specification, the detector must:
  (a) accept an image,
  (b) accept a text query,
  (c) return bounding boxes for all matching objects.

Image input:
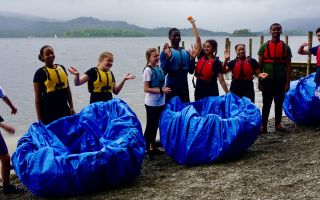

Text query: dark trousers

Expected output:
[230,80,255,103]
[261,79,286,128]
[194,79,219,101]
[144,104,165,151]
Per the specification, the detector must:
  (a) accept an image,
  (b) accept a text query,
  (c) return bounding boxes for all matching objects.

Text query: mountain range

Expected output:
[0,11,318,37]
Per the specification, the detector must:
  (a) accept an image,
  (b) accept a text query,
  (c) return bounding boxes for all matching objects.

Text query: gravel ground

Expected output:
[2,117,320,200]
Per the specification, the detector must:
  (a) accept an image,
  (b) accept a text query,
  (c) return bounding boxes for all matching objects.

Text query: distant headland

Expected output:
[0,12,318,37]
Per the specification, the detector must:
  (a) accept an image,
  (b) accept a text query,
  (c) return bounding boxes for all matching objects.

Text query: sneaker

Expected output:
[275,125,287,132]
[154,141,163,148]
[146,151,154,161]
[152,148,165,155]
[3,184,24,194]
[260,126,267,134]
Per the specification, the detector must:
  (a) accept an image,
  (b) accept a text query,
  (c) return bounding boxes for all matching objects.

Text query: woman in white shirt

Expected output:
[143,48,171,160]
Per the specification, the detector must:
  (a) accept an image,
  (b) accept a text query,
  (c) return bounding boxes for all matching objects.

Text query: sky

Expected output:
[0,0,319,32]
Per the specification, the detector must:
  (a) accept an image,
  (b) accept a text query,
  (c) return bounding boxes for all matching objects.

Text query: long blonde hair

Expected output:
[145,48,158,66]
[98,52,113,63]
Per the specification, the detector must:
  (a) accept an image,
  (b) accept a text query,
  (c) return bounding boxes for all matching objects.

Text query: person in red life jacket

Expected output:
[68,52,136,104]
[298,27,320,97]
[189,20,228,101]
[258,23,292,134]
[223,44,268,102]
[33,45,76,125]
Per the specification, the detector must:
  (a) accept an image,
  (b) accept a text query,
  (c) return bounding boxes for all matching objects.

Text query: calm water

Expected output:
[0,36,317,152]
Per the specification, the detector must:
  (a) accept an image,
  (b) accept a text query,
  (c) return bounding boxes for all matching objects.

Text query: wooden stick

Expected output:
[225,38,230,50]
[260,36,264,46]
[249,38,252,58]
[307,31,313,75]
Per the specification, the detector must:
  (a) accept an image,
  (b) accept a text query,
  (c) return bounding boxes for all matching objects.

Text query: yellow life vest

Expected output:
[43,65,68,93]
[92,68,114,93]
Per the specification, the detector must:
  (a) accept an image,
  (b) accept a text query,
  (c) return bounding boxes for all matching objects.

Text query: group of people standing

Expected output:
[24,19,320,161]
[143,20,319,158]
[0,17,319,194]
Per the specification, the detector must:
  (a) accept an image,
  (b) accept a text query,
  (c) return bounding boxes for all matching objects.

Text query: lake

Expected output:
[0,36,317,153]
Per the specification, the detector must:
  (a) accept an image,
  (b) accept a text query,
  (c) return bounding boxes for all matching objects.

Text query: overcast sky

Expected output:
[1,0,319,32]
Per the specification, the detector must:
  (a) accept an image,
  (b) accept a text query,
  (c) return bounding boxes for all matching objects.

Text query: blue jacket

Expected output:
[160,48,195,90]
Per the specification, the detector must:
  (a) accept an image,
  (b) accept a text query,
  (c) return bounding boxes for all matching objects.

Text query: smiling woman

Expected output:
[33,45,75,125]
[68,51,136,104]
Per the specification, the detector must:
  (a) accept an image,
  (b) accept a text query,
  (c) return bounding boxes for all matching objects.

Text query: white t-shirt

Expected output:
[143,67,165,106]
[0,86,5,98]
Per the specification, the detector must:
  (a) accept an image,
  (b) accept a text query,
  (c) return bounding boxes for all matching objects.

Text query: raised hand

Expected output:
[188,43,200,59]
[123,73,136,80]
[187,16,195,23]
[163,43,172,60]
[68,67,79,75]
[224,49,230,61]
[300,42,310,47]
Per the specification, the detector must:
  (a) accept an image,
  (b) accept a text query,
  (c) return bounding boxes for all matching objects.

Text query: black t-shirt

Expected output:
[33,64,69,103]
[213,58,223,80]
[33,65,70,124]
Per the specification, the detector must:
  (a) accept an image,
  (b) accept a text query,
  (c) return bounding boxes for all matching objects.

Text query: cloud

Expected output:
[0,0,319,32]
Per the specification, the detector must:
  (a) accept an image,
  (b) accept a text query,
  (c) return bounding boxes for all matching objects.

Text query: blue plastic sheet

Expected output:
[283,73,320,125]
[159,93,261,165]
[12,99,145,197]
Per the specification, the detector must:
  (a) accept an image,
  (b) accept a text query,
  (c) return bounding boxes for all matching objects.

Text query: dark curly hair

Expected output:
[38,45,52,62]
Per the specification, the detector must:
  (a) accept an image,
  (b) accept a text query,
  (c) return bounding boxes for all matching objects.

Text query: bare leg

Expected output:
[0,154,10,185]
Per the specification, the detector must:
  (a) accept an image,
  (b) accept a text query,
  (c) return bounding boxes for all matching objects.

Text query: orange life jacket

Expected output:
[195,56,215,81]
[232,58,254,80]
[263,40,288,63]
[317,46,320,67]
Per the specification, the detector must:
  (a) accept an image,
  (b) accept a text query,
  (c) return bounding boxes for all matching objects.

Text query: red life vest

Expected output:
[317,46,320,67]
[195,56,215,81]
[263,40,288,63]
[232,58,254,80]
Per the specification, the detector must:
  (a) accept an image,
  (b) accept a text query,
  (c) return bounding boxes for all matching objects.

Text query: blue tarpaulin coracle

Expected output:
[159,93,261,165]
[283,72,320,125]
[12,98,145,197]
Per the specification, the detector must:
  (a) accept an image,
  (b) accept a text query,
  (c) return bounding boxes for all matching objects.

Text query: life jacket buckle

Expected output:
[55,82,65,90]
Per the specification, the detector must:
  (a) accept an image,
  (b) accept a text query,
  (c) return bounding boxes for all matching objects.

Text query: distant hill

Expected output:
[257,18,320,36]
[1,11,317,37]
[0,11,60,22]
[281,18,319,32]
[230,29,264,37]
[0,14,228,37]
